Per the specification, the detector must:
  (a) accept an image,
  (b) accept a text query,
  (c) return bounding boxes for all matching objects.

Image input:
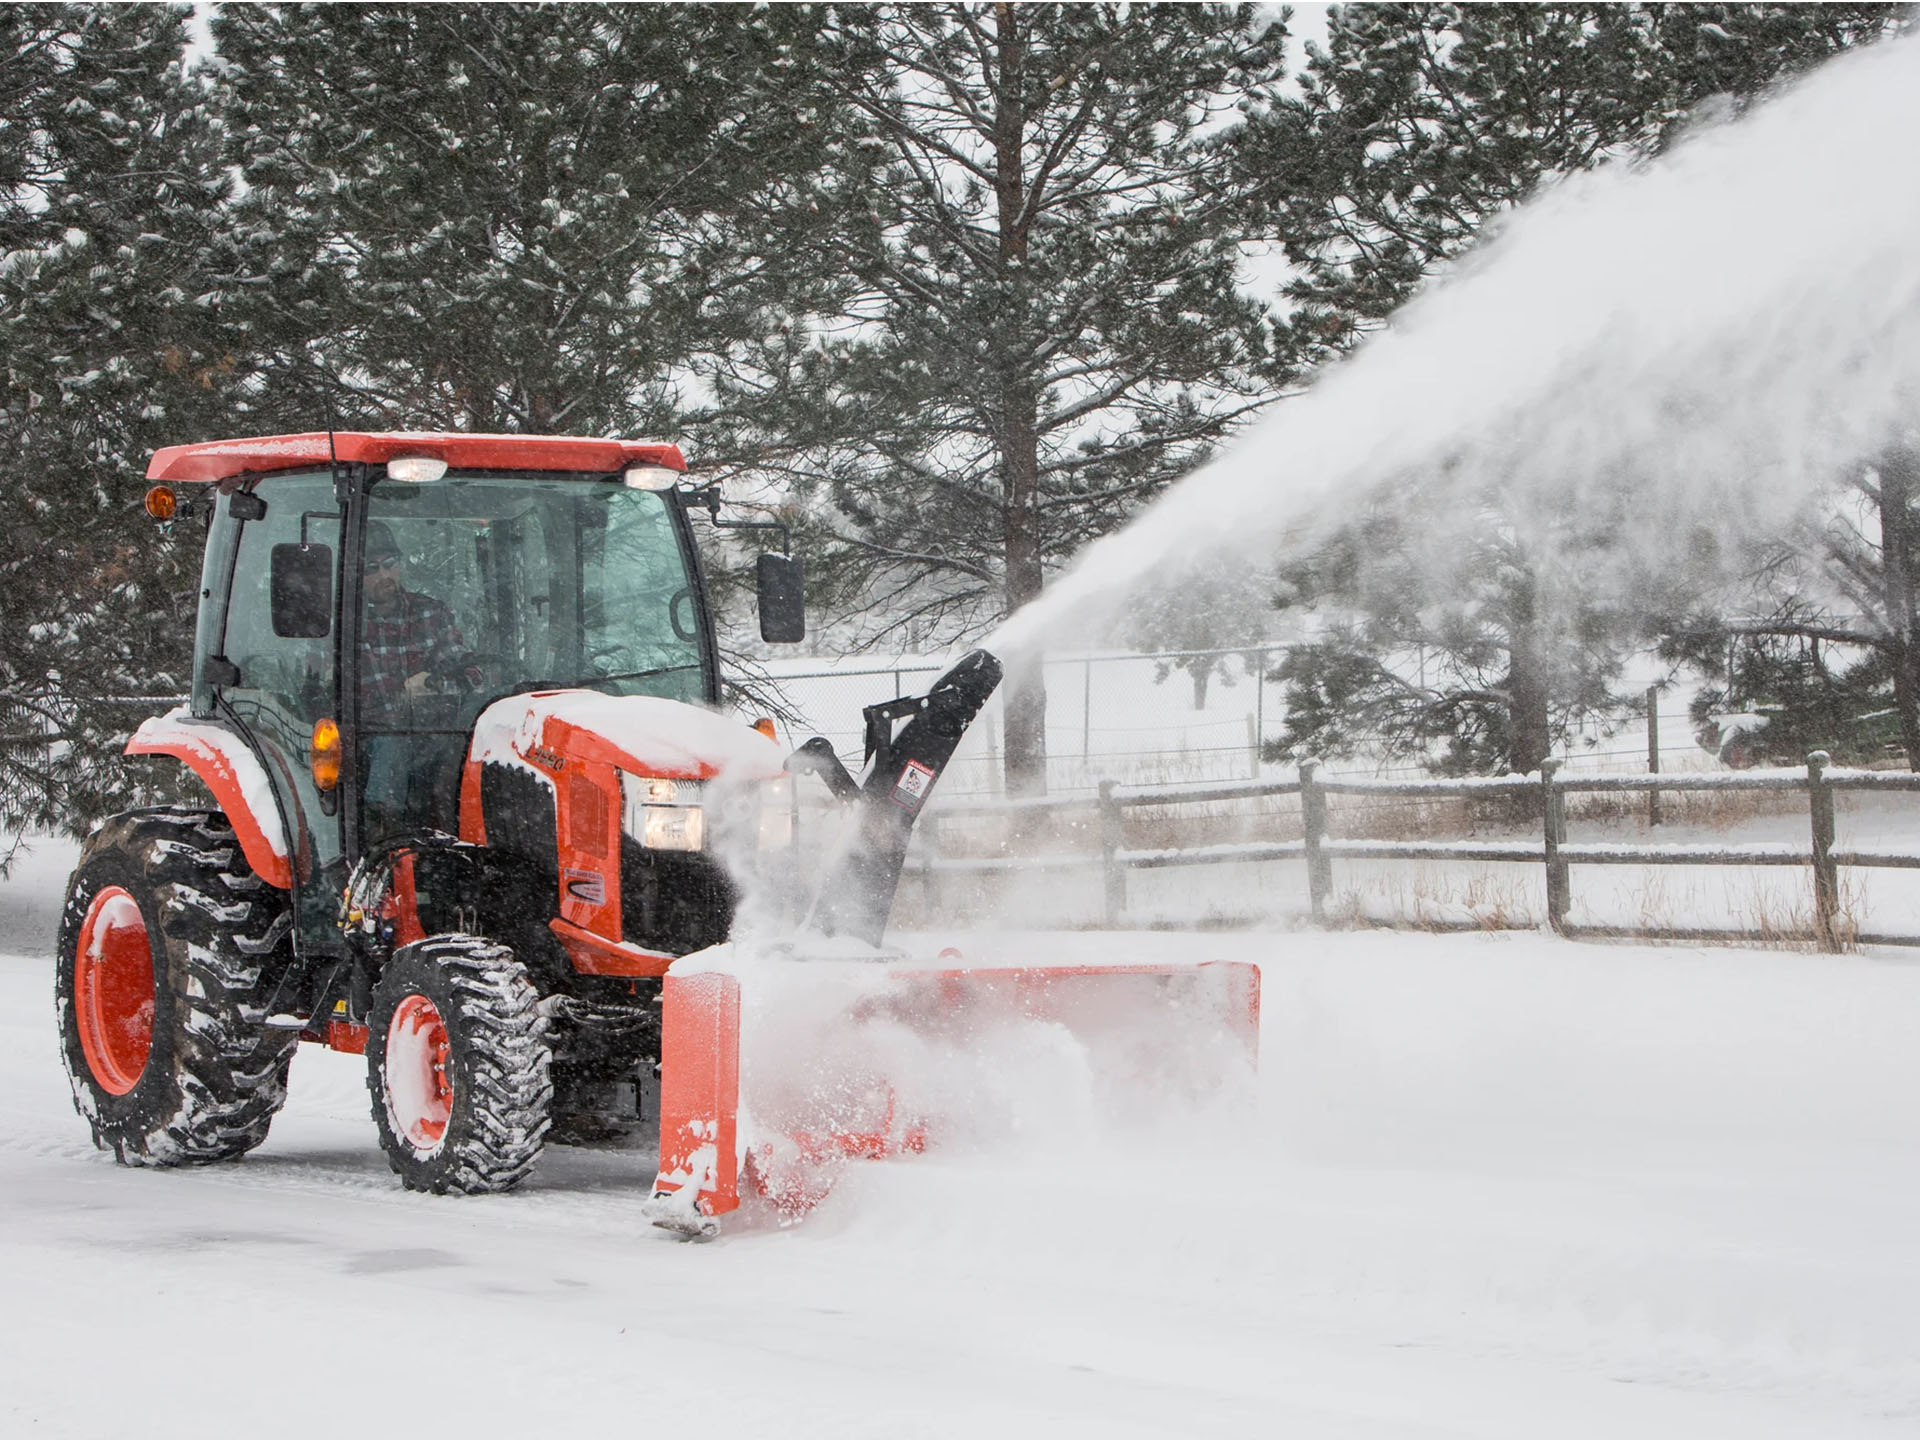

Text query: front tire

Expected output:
[367,934,552,1193]
[55,808,297,1165]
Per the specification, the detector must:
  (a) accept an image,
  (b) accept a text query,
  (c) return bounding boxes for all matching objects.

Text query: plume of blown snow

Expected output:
[991,31,1920,661]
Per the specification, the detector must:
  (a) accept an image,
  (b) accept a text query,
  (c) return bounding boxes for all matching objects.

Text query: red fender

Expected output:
[125,711,293,889]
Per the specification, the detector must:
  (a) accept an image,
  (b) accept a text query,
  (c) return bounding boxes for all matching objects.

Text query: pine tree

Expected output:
[1271,497,1677,774]
[1242,3,1898,383]
[212,4,872,437]
[709,3,1286,794]
[0,4,245,842]
[1666,443,1920,769]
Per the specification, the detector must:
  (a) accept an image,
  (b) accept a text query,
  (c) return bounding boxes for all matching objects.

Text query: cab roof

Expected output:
[147,432,687,484]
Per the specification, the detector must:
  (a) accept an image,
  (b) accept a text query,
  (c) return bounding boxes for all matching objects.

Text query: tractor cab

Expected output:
[348,464,714,840]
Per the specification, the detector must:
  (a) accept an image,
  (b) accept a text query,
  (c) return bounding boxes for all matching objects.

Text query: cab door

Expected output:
[216,472,344,946]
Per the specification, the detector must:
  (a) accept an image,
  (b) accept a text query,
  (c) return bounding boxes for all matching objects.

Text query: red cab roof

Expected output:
[147,432,687,484]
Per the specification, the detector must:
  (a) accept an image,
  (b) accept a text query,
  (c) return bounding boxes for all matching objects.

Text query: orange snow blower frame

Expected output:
[650,956,1261,1231]
[56,432,1260,1232]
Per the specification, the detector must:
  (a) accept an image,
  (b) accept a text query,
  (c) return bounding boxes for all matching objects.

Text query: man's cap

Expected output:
[364,520,401,562]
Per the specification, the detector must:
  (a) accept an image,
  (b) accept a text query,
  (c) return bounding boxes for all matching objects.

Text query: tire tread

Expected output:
[368,934,552,1195]
[56,807,297,1166]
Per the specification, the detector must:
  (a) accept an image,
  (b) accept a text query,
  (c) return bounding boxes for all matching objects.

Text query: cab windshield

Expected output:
[361,473,710,738]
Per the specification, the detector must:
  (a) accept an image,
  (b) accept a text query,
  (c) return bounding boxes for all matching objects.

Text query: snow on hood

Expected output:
[469,690,786,780]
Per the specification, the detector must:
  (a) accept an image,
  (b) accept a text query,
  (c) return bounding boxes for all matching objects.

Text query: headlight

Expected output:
[621,773,705,852]
[757,775,794,850]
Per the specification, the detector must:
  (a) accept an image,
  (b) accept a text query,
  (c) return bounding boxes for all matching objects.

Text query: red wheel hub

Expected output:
[386,994,453,1151]
[74,887,155,1095]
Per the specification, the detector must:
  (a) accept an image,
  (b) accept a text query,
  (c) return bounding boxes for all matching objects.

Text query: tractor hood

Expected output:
[468,690,787,782]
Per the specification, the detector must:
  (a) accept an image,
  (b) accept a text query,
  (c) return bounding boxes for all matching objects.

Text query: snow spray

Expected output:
[990,31,1920,663]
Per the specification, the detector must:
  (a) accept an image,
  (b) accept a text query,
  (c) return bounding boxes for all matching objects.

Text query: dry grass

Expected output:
[1562,784,1806,833]
[1309,860,1861,949]
[1326,865,1534,933]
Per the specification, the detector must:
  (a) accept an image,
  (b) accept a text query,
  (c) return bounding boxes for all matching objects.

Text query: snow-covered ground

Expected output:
[8,833,1920,1437]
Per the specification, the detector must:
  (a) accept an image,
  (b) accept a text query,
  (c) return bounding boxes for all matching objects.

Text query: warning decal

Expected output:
[890,759,937,811]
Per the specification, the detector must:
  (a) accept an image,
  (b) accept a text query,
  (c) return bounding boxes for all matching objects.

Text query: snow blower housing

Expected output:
[56,432,1259,1229]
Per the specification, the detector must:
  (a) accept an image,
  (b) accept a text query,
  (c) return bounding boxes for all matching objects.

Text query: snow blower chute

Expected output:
[644,650,1262,1237]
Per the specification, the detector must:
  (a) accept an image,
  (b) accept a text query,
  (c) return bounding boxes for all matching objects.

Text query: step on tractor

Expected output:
[57,432,1261,1235]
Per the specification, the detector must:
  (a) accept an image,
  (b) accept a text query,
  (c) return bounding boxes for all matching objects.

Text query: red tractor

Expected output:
[59,433,807,1187]
[56,431,1258,1229]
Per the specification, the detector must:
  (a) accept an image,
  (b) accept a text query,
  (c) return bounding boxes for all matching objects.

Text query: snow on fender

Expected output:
[125,708,292,888]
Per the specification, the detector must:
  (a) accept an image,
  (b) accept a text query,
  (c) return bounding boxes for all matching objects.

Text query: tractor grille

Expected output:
[479,762,558,865]
[618,838,734,956]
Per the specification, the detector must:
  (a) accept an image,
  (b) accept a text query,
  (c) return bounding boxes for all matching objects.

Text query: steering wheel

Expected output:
[590,645,630,677]
[427,653,501,694]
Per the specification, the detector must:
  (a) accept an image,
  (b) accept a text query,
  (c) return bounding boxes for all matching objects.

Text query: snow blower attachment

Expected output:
[644,650,1262,1238]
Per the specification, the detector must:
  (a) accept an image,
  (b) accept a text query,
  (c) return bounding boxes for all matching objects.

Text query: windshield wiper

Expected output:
[593,664,703,683]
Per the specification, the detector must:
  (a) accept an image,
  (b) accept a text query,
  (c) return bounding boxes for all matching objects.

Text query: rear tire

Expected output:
[55,808,297,1165]
[367,934,552,1193]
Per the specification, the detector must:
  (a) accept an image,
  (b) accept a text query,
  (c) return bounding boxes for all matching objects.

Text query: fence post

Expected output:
[1253,649,1267,774]
[787,779,803,927]
[1542,759,1570,933]
[1083,658,1093,766]
[1646,684,1661,828]
[1300,759,1330,922]
[920,810,941,918]
[1808,750,1840,952]
[1099,779,1124,925]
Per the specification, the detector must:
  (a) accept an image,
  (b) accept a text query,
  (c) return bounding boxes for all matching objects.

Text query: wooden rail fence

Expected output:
[917,751,1920,951]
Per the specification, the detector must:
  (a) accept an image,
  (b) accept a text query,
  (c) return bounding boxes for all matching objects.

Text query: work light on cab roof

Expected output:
[624,464,680,491]
[386,455,447,483]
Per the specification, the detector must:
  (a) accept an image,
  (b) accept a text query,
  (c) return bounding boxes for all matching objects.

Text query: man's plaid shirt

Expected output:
[361,588,473,724]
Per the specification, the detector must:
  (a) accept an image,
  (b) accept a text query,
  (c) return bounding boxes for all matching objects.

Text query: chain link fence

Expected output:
[743,647,1289,800]
[43,658,1735,861]
[742,649,1731,801]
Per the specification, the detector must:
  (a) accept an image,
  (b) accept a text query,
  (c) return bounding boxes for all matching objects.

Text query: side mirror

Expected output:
[271,543,333,638]
[756,553,805,644]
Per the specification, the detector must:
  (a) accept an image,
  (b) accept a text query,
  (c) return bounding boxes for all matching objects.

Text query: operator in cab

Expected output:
[359,520,481,833]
